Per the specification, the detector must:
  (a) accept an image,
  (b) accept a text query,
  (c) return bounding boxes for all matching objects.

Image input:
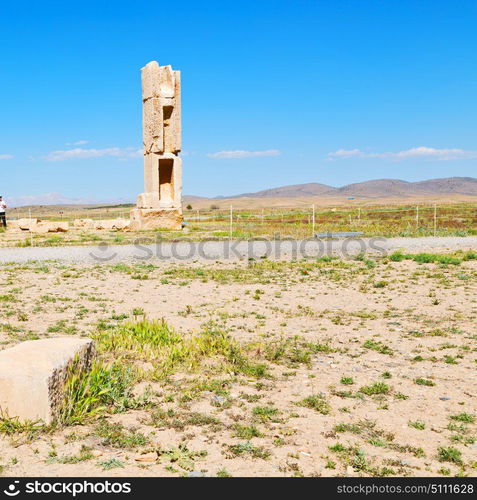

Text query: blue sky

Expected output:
[1,0,476,205]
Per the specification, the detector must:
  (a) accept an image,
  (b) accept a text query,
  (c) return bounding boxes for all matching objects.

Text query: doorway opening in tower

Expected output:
[158,158,174,205]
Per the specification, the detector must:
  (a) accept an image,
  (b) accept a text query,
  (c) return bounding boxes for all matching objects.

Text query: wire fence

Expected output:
[6,202,477,238]
[182,203,477,238]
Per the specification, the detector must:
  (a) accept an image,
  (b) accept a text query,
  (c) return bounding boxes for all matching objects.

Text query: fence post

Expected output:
[312,204,315,237]
[434,204,437,236]
[416,206,419,231]
[229,205,233,239]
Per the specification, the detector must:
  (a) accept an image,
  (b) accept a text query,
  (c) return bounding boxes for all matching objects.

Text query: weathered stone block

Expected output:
[35,221,69,233]
[15,218,39,230]
[93,219,130,231]
[73,218,95,229]
[159,65,175,98]
[137,192,161,209]
[9,220,68,233]
[141,61,162,101]
[0,338,95,424]
[143,98,164,154]
[130,208,182,230]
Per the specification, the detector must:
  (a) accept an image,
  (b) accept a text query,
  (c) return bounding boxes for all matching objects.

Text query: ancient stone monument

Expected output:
[0,338,95,423]
[130,61,183,230]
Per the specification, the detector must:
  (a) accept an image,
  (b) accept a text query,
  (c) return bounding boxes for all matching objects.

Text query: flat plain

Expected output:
[0,250,475,477]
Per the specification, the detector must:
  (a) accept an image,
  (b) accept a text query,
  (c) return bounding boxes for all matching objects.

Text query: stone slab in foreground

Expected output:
[0,337,95,424]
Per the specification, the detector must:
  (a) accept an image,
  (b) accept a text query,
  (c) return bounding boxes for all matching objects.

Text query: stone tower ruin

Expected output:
[130,61,183,230]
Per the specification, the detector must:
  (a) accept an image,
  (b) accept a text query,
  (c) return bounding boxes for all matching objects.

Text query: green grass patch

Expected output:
[450,413,475,424]
[437,446,463,465]
[414,378,435,387]
[297,394,332,415]
[363,339,393,355]
[359,382,390,396]
[94,319,268,380]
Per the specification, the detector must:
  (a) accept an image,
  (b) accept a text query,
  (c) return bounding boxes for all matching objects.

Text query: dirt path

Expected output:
[1,236,477,264]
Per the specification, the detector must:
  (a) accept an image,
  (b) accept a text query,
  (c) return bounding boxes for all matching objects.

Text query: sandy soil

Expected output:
[0,254,475,477]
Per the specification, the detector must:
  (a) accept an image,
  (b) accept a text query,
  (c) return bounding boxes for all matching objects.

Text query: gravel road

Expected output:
[1,236,476,264]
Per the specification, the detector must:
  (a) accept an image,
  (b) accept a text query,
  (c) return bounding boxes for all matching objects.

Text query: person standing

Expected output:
[0,197,7,228]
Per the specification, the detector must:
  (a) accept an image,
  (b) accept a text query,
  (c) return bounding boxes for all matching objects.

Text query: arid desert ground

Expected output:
[0,248,475,477]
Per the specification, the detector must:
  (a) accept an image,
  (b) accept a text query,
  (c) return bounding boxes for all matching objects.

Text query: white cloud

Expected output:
[0,154,13,160]
[327,149,363,159]
[328,146,477,161]
[393,147,477,160]
[207,149,281,159]
[66,140,89,146]
[44,147,142,162]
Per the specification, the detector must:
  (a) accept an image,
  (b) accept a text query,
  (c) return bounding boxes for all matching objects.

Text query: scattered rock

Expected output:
[36,221,69,233]
[74,219,95,229]
[134,452,157,463]
[211,395,226,406]
[8,219,69,233]
[93,219,130,231]
[15,218,39,230]
[439,397,451,401]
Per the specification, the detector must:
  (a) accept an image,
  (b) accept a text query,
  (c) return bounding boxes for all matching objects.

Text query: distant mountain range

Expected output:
[220,177,477,199]
[10,177,477,210]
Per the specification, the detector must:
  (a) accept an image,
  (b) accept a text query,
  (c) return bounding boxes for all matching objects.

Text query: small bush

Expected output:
[340,377,354,385]
[363,340,393,355]
[437,446,463,465]
[359,382,390,395]
[95,421,149,449]
[414,378,435,387]
[450,413,475,424]
[408,420,426,430]
[227,441,271,459]
[59,362,134,425]
[297,395,332,415]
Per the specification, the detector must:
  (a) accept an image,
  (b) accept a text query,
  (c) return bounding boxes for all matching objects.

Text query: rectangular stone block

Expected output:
[73,218,95,229]
[141,61,162,101]
[130,208,182,231]
[137,192,160,209]
[159,65,175,98]
[144,153,160,194]
[93,219,130,231]
[0,338,95,424]
[142,62,176,101]
[35,221,69,233]
[15,218,39,231]
[143,98,164,154]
